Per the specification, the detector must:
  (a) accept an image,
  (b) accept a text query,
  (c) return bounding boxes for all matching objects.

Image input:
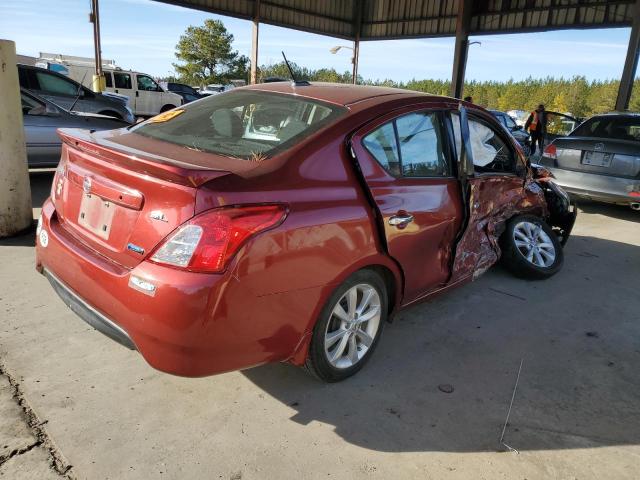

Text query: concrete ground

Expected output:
[1,171,639,479]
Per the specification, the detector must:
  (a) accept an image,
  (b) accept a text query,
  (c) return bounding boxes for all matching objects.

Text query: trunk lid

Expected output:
[553,137,640,179]
[53,128,231,268]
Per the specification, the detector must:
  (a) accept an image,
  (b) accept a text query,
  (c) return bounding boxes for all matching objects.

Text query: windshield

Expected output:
[573,116,640,142]
[132,90,346,159]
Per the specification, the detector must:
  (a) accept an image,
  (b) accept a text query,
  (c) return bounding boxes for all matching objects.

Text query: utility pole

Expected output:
[250,0,260,84]
[89,0,105,92]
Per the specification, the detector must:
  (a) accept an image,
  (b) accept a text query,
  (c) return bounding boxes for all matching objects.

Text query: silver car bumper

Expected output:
[545,166,640,205]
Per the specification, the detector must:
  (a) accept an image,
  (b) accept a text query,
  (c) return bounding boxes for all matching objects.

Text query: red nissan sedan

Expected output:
[36,83,576,382]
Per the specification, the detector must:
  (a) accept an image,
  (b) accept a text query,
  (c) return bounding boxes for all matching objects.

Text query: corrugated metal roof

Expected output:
[154,0,637,40]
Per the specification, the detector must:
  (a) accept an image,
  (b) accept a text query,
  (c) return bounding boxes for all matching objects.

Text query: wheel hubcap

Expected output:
[324,284,381,369]
[513,221,556,267]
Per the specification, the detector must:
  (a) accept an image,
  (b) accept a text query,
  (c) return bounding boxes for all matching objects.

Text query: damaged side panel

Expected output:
[449,176,548,283]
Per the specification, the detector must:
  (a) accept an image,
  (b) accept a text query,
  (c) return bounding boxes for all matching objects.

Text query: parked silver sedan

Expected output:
[22,89,129,168]
[540,113,640,210]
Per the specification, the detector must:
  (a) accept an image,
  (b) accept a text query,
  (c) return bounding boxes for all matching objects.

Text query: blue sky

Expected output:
[0,0,634,82]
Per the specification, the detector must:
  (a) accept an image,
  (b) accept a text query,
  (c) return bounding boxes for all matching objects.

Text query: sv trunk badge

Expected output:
[127,243,145,255]
[149,210,168,222]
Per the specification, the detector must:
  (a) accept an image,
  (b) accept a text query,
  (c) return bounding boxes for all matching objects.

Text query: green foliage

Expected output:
[256,64,639,116]
[257,61,360,84]
[173,19,249,85]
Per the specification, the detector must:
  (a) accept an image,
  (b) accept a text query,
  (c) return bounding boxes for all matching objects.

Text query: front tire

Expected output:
[500,215,563,279]
[305,270,387,382]
[160,104,176,113]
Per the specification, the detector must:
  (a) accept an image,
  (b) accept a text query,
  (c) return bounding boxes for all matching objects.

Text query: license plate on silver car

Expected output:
[582,151,611,167]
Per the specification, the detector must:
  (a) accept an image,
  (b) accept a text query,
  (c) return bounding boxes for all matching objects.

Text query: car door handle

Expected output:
[388,213,414,228]
[136,91,139,97]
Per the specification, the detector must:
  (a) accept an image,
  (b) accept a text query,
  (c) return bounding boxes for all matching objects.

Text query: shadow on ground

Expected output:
[243,233,640,453]
[0,172,53,247]
[578,198,640,223]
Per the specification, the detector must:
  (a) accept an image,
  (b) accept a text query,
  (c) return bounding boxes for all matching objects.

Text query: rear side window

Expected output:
[132,90,346,159]
[114,72,132,89]
[363,111,449,177]
[105,72,113,88]
[362,123,400,175]
[34,71,78,96]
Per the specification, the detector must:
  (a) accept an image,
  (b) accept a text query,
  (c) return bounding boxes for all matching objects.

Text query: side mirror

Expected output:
[28,103,61,117]
[27,105,47,116]
[515,159,527,178]
[513,125,523,131]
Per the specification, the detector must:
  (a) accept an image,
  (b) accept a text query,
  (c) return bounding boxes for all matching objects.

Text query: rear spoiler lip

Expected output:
[58,128,231,188]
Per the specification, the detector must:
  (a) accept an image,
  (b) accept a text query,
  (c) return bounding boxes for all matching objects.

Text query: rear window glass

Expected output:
[573,116,640,142]
[132,91,346,159]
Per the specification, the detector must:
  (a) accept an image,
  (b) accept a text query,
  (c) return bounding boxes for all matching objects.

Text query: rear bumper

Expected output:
[43,268,136,350]
[540,158,640,205]
[35,198,320,377]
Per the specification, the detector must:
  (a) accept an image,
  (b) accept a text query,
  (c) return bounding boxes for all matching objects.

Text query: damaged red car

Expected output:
[36,83,576,382]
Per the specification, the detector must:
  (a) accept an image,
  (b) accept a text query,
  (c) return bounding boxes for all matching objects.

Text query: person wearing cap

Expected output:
[525,104,547,156]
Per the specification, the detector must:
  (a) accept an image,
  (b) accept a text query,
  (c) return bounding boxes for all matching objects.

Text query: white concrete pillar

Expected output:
[0,39,32,237]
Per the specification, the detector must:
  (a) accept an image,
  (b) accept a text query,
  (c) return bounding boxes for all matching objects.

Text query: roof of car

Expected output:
[590,112,640,118]
[242,81,436,108]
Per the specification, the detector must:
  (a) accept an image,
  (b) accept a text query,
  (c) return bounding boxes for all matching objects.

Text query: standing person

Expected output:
[525,104,547,156]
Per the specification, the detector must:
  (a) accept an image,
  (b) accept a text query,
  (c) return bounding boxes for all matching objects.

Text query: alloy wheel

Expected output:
[513,221,556,267]
[324,283,381,369]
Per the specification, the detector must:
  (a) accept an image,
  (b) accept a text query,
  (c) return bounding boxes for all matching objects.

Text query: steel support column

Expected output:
[450,0,473,99]
[250,0,260,84]
[352,0,363,84]
[89,0,105,92]
[615,0,640,111]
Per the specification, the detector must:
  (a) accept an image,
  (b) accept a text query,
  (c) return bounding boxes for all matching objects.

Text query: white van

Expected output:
[38,53,183,117]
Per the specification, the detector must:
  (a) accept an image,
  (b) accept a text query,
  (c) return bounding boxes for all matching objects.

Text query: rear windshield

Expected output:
[132,90,346,159]
[573,116,640,142]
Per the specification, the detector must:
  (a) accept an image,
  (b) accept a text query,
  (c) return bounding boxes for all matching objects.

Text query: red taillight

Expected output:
[543,143,557,159]
[150,205,287,273]
[630,191,640,198]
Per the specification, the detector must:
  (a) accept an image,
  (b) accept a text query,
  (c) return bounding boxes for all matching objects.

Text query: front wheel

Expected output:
[305,270,387,382]
[500,215,563,279]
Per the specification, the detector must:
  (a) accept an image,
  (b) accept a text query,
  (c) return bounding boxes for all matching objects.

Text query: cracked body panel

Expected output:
[450,176,547,283]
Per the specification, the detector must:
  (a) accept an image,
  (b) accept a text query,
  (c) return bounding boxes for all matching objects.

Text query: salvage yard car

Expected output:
[22,88,129,168]
[540,112,640,209]
[35,83,576,382]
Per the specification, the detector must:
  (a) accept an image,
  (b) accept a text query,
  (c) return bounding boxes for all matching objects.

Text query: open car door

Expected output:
[447,105,548,283]
[545,111,579,144]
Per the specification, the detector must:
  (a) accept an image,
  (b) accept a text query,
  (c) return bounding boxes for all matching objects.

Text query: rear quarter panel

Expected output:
[194,123,402,364]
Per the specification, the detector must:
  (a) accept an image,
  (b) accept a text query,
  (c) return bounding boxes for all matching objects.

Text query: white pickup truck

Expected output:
[37,53,183,117]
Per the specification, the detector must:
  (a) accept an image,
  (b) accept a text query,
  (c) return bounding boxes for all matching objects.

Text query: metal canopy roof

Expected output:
[154,0,638,41]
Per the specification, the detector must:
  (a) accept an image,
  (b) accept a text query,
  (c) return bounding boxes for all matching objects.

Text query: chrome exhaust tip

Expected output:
[630,202,640,211]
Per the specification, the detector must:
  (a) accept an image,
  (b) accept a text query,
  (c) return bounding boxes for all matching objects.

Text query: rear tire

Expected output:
[305,270,387,382]
[500,215,563,279]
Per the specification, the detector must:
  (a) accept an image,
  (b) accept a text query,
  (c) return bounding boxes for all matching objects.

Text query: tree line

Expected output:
[257,62,640,117]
